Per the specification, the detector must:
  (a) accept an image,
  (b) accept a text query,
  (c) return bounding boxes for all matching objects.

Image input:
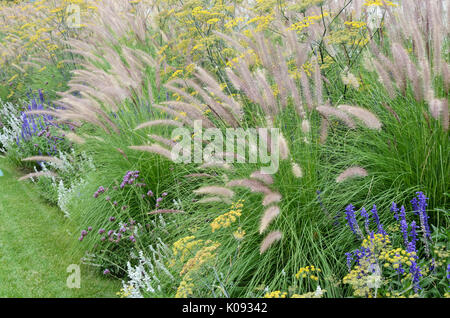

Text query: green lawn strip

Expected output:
[0,159,121,297]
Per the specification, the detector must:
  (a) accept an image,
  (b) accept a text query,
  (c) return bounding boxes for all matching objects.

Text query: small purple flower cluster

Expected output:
[82,217,138,245]
[155,192,168,208]
[93,186,106,198]
[78,227,93,241]
[92,171,170,211]
[120,171,140,189]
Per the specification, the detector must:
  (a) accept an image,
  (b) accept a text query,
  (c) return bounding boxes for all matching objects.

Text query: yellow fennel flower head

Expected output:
[172,235,204,262]
[116,285,134,298]
[175,277,195,298]
[210,201,243,232]
[264,290,287,298]
[363,0,398,7]
[295,265,321,279]
[179,242,220,276]
[233,227,246,240]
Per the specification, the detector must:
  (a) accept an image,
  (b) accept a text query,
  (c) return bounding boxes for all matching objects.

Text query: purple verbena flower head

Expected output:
[103,269,110,275]
[109,216,116,222]
[120,171,140,188]
[98,229,105,234]
[94,186,106,198]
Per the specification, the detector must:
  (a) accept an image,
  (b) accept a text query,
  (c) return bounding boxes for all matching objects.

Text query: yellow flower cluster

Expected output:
[175,277,195,298]
[343,261,379,297]
[246,12,275,33]
[233,227,246,241]
[180,242,221,276]
[156,0,239,69]
[379,248,416,268]
[289,12,330,34]
[172,235,220,298]
[116,285,134,298]
[363,0,398,7]
[361,233,391,251]
[327,29,369,47]
[172,235,205,263]
[295,265,321,281]
[264,290,287,298]
[0,0,98,99]
[344,21,367,29]
[433,245,449,267]
[210,200,244,232]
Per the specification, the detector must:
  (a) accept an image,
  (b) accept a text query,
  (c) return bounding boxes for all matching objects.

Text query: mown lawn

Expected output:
[0,157,121,297]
